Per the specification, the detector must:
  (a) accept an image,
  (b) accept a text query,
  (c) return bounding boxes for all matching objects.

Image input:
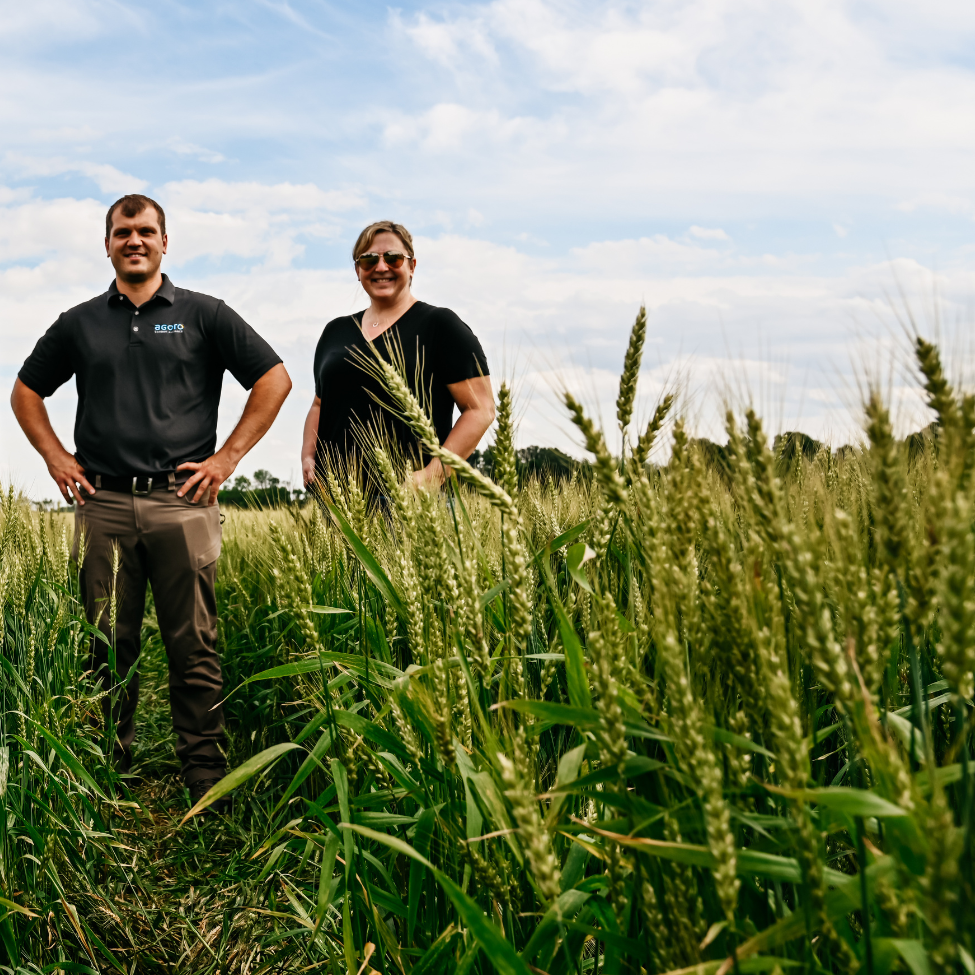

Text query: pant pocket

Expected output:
[183,503,222,570]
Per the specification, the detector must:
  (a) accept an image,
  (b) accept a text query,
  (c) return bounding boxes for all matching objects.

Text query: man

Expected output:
[11,193,292,808]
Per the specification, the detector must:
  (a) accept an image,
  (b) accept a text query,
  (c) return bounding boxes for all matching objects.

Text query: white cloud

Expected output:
[689,226,730,241]
[166,139,226,165]
[572,234,736,277]
[402,11,499,68]
[384,103,538,153]
[489,0,695,95]
[156,179,365,267]
[5,1,975,234]
[161,179,364,214]
[383,0,975,211]
[26,125,101,143]
[0,1,132,41]
[0,186,33,205]
[0,192,105,265]
[3,154,147,194]
[895,192,975,217]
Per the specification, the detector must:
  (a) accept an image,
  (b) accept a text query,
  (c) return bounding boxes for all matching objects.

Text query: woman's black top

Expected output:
[313,301,489,467]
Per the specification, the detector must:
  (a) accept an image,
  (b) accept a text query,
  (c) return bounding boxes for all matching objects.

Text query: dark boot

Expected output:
[188,775,232,817]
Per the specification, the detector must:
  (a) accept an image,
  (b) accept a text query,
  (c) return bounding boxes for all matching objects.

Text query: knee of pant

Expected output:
[160,616,217,650]
[169,647,222,684]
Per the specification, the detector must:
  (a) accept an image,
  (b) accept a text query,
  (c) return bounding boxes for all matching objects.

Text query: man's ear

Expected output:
[162,234,168,255]
[105,237,110,257]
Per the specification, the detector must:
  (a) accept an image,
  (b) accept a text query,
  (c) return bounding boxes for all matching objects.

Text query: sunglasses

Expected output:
[355,251,411,270]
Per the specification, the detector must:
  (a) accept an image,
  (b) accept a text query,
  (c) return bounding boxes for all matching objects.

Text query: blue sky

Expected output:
[4,0,975,495]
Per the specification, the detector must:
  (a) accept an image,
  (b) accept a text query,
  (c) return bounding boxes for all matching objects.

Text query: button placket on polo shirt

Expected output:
[129,306,144,347]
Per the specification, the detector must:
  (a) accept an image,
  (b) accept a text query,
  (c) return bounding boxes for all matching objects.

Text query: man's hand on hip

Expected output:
[48,448,96,506]
[177,451,236,506]
[10,380,95,506]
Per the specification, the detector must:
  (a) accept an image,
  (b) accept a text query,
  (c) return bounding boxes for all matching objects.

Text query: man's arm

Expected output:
[11,378,95,505]
[178,362,292,505]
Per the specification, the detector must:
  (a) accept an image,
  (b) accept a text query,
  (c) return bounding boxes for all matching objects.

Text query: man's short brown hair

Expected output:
[352,220,414,262]
[106,194,166,238]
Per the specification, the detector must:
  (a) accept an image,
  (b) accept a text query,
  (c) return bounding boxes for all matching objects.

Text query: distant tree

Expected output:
[470,445,584,485]
[253,469,272,489]
[774,431,821,462]
[469,446,496,477]
[233,475,253,491]
[773,431,822,476]
[516,446,578,483]
[690,438,732,484]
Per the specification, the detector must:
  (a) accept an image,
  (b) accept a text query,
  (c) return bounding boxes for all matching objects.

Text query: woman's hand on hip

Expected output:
[411,459,445,490]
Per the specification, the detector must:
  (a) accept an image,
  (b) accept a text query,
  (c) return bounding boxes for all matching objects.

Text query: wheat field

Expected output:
[0,312,972,974]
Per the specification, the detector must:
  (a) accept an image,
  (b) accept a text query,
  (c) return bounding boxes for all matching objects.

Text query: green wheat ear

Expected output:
[633,391,674,470]
[616,304,647,442]
[564,390,627,507]
[493,381,519,501]
[915,335,958,430]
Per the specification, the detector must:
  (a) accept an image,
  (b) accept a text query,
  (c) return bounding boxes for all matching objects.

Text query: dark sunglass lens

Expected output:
[357,253,380,268]
[383,252,406,268]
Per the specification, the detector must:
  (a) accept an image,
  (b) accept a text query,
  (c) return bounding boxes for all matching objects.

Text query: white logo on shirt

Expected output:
[155,323,184,332]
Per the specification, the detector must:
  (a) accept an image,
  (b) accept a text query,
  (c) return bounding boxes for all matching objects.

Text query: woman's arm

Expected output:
[302,395,322,487]
[413,375,496,488]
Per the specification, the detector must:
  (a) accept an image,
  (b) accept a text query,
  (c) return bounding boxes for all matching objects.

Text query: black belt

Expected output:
[87,472,192,495]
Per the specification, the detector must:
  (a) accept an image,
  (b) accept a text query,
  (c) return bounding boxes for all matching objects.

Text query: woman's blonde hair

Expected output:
[352,221,415,262]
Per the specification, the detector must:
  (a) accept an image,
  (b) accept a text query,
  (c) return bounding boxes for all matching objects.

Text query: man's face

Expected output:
[105,207,167,283]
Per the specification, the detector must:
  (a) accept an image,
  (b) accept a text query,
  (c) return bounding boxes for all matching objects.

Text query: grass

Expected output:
[1,314,973,974]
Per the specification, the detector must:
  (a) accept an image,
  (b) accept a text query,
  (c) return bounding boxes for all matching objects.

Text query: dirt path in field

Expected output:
[98,615,272,969]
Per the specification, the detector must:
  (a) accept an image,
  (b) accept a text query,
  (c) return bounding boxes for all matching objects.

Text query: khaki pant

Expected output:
[73,487,224,785]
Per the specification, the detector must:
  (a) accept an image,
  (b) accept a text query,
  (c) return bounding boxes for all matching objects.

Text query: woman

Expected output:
[302,220,495,489]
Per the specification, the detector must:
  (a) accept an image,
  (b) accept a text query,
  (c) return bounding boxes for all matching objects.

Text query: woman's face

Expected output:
[356,231,416,304]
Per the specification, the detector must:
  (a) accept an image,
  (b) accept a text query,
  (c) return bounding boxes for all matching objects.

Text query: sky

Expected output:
[3,0,975,498]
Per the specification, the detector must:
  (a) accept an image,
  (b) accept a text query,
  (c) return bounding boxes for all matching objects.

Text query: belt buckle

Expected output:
[132,476,153,496]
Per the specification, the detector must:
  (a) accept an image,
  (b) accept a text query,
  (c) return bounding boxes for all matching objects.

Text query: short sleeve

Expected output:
[433,309,489,384]
[209,302,283,389]
[18,314,75,398]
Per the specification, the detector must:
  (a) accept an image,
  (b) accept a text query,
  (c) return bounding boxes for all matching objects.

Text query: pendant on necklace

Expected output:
[371,322,381,328]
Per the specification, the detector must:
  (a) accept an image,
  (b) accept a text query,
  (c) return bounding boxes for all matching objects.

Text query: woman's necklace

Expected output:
[367,297,413,332]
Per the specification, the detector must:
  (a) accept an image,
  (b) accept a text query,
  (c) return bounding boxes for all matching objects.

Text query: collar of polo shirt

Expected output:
[108,273,176,307]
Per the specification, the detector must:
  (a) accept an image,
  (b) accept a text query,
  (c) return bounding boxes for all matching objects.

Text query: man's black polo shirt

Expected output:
[18,275,282,477]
